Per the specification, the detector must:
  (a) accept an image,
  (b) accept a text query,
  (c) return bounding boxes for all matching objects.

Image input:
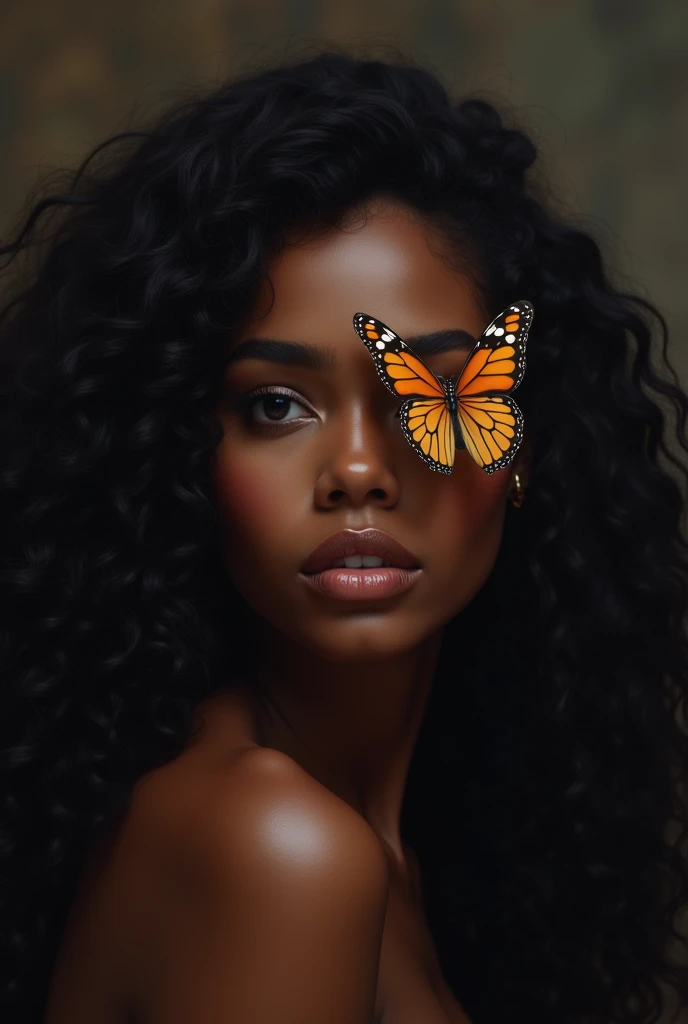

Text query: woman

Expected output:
[1,51,687,1024]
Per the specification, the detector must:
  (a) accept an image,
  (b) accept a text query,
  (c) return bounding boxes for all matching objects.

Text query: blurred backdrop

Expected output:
[1,0,686,379]
[1,3,688,1019]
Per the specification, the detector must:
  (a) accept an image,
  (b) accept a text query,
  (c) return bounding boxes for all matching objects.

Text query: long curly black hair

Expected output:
[1,49,688,1024]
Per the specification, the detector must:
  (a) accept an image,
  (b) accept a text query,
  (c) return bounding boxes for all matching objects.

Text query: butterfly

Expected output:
[352,301,533,474]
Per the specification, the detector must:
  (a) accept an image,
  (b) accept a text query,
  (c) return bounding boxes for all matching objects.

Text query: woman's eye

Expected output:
[242,388,311,429]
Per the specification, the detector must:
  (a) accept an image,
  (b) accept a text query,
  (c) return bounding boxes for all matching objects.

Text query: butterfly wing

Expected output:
[400,397,456,474]
[452,300,533,474]
[457,394,524,475]
[353,312,457,473]
[353,313,446,402]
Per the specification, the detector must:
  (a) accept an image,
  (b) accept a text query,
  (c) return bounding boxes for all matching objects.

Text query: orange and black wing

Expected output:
[353,312,456,473]
[452,300,533,474]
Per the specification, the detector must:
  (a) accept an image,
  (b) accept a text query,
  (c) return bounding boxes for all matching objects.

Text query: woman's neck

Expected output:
[236,621,444,863]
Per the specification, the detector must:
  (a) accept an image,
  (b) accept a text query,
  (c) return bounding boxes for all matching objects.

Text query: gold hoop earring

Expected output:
[510,471,525,508]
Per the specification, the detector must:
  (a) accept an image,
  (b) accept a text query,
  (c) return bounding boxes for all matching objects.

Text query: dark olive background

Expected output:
[1,1,686,380]
[0,5,687,1018]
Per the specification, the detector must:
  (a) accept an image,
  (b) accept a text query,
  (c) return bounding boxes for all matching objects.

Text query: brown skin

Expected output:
[44,199,531,1024]
[211,198,531,869]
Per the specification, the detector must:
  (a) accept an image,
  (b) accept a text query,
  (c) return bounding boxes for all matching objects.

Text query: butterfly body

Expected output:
[353,301,533,474]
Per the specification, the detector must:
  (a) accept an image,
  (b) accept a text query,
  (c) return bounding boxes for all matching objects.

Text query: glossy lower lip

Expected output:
[299,567,422,601]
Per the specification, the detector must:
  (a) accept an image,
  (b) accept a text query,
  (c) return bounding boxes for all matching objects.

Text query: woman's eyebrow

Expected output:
[225,329,477,371]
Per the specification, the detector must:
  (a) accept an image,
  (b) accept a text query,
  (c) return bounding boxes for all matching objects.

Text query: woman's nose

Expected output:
[312,401,401,509]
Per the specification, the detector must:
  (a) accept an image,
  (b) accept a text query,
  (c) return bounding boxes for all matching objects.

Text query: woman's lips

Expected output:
[300,528,421,575]
[300,566,422,601]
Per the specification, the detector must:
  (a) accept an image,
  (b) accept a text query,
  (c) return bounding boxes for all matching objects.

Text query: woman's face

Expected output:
[212,201,524,662]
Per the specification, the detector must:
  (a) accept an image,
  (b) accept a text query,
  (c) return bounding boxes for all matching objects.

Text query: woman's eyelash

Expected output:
[238,386,403,430]
[240,386,311,429]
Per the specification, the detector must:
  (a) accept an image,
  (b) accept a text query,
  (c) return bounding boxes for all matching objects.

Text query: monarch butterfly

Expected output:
[352,301,533,474]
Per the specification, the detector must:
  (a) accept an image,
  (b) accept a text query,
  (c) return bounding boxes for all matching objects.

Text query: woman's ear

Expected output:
[511,430,533,489]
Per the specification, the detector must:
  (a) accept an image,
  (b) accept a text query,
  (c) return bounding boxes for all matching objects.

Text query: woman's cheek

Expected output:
[433,463,511,601]
[211,452,285,560]
[456,462,512,533]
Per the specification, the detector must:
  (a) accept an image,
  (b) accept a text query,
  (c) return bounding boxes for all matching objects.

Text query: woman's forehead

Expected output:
[234,211,487,350]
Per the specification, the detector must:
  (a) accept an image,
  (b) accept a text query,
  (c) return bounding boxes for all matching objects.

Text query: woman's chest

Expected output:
[374,880,471,1024]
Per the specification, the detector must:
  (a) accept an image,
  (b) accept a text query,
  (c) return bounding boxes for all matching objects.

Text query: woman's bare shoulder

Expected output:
[127,745,390,1023]
[132,742,389,874]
